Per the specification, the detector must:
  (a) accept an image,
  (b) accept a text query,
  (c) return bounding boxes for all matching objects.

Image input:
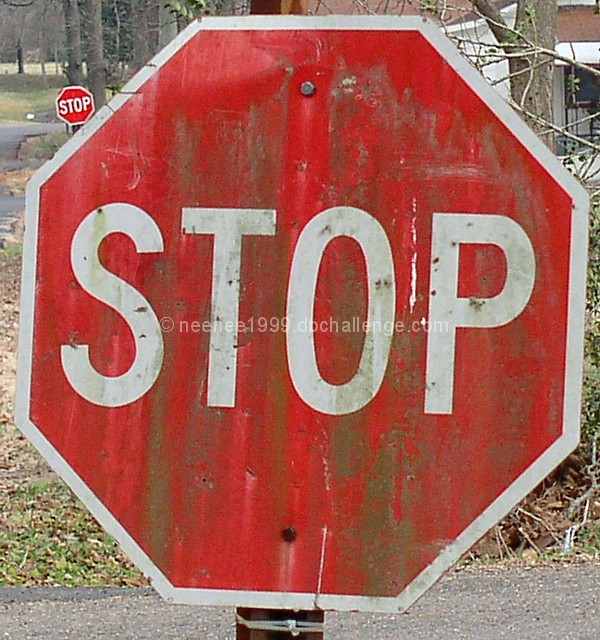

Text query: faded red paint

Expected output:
[29,28,575,600]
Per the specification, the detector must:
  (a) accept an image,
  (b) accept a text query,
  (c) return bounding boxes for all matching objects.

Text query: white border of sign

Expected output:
[17,16,589,613]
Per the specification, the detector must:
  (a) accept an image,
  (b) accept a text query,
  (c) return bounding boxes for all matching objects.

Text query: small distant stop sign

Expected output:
[56,86,95,126]
[20,17,589,614]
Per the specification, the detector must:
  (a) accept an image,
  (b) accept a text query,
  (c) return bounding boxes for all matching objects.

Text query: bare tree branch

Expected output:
[470,0,518,51]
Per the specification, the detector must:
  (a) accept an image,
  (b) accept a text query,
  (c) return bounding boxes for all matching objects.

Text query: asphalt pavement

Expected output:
[0,122,62,171]
[0,122,62,243]
[0,565,598,639]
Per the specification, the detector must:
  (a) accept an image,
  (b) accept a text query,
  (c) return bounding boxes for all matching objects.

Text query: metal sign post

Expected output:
[236,609,324,639]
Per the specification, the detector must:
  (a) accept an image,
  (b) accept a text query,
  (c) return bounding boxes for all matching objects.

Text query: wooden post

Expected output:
[250,0,309,15]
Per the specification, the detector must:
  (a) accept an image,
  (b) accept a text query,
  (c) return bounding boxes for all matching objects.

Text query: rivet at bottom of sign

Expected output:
[282,526,298,542]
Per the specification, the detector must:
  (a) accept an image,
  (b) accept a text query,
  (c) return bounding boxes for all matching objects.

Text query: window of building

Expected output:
[559,65,600,154]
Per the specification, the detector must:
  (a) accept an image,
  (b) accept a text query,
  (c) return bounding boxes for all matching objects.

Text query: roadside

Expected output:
[0,123,64,170]
[0,123,66,246]
[0,564,599,639]
[0,249,145,587]
[0,73,65,125]
[0,70,65,200]
[0,122,146,587]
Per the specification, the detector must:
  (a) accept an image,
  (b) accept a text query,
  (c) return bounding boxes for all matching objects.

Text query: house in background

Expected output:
[445,0,600,154]
[310,0,600,154]
[554,1,600,153]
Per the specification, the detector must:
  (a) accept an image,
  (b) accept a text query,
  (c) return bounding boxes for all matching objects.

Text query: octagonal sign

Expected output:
[17,17,588,613]
[56,85,95,126]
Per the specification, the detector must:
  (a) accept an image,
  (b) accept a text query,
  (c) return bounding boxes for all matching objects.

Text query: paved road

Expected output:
[0,122,62,243]
[1,565,598,639]
[0,122,62,170]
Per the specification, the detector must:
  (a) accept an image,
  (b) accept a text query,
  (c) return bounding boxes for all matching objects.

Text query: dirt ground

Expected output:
[0,232,59,494]
[0,158,59,493]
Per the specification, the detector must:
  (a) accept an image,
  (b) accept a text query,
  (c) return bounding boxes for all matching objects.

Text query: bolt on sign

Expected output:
[55,86,95,127]
[17,17,588,613]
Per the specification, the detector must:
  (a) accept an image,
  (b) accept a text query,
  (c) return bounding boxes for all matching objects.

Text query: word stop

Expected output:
[61,204,535,415]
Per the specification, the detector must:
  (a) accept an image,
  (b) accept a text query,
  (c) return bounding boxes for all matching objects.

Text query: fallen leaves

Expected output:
[0,167,35,196]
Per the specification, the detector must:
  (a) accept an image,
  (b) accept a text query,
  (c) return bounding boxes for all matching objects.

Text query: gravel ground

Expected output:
[1,565,599,639]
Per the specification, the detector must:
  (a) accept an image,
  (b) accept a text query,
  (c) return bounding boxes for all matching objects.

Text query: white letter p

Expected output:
[425,213,536,415]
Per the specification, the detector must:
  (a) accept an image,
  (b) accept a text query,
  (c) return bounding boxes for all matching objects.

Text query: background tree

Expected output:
[81,0,106,106]
[102,0,133,83]
[471,0,558,145]
[61,0,83,85]
[159,1,178,48]
[130,0,158,72]
[16,9,26,73]
[38,0,50,76]
[0,0,35,74]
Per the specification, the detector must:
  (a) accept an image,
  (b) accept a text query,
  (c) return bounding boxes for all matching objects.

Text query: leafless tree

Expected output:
[471,1,557,145]
[61,0,83,85]
[82,0,106,106]
[443,1,600,185]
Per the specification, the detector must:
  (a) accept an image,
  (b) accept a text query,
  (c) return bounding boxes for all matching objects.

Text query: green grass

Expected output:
[0,74,66,122]
[0,481,146,587]
[0,244,23,258]
[576,523,600,558]
[20,131,70,161]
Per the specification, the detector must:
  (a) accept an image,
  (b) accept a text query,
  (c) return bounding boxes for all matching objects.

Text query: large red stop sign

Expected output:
[17,17,588,613]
